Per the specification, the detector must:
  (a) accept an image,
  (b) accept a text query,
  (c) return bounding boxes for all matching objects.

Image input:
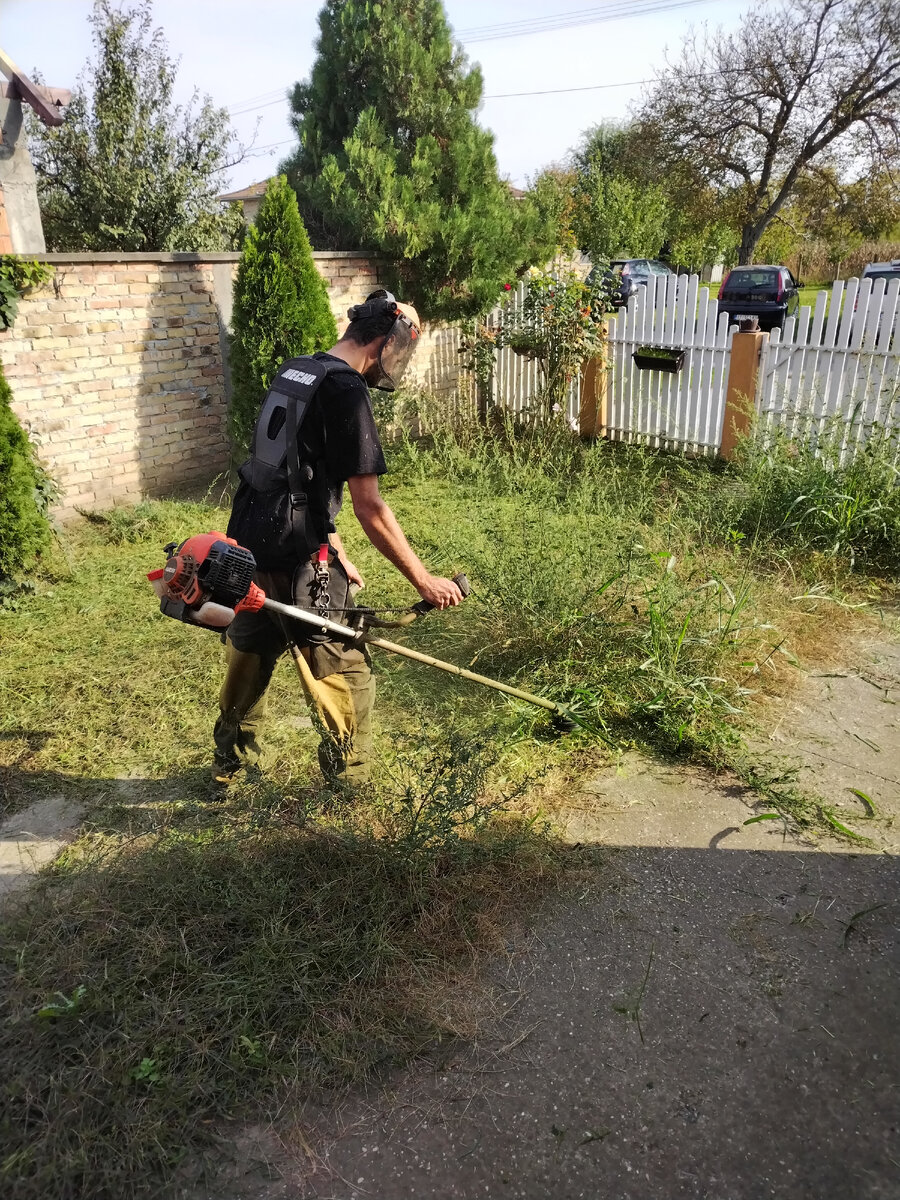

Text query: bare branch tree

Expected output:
[634,0,900,263]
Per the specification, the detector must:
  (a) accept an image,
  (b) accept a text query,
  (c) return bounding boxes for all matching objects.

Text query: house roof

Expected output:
[217,180,271,203]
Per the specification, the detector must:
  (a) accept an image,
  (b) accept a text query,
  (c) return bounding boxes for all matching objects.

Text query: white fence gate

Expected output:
[756,277,900,452]
[605,273,734,453]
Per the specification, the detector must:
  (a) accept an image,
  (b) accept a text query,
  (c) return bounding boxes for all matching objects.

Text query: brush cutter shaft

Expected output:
[261,597,366,642]
[261,597,562,717]
[364,635,563,714]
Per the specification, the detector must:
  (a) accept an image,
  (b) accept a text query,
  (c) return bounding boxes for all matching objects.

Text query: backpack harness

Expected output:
[230,355,360,615]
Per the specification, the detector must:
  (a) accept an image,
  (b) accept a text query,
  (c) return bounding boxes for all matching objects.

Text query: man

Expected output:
[214,290,462,787]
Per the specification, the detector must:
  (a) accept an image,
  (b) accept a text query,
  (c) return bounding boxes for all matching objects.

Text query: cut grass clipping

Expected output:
[1,412,895,1195]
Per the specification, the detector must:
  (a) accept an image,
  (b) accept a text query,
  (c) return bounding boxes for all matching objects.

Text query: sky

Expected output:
[1,0,747,192]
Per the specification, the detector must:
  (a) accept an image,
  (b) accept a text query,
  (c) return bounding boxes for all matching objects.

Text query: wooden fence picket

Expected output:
[604,273,734,453]
[757,277,900,461]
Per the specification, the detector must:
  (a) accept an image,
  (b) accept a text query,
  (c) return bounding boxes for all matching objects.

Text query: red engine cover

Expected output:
[163,531,235,606]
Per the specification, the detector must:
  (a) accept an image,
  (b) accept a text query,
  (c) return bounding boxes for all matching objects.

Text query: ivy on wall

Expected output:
[0,256,54,330]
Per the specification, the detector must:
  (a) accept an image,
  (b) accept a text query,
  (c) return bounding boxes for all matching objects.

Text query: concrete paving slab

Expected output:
[287,843,899,1200]
[0,794,80,899]
[200,632,900,1200]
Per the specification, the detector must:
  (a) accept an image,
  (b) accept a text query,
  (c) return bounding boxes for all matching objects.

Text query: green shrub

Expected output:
[0,362,53,579]
[0,256,54,330]
[227,174,337,456]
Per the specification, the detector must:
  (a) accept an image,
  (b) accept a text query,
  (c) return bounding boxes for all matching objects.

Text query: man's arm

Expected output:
[347,474,462,609]
[328,531,364,589]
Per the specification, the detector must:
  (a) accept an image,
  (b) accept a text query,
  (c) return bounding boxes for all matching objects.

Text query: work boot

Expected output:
[209,755,244,795]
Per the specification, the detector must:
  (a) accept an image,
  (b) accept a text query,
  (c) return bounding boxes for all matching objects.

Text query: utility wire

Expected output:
[226,87,288,112]
[231,75,658,124]
[229,94,291,116]
[486,77,655,99]
[224,0,716,116]
[457,0,715,42]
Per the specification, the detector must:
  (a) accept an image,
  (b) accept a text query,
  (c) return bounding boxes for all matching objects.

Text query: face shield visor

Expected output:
[372,307,420,392]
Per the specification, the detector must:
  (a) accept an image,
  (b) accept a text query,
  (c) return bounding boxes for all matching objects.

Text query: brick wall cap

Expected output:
[36,250,386,264]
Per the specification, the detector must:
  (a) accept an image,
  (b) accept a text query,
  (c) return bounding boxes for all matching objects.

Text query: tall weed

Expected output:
[383,409,893,763]
[719,416,900,573]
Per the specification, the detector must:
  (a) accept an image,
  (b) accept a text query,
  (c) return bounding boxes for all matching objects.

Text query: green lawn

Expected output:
[2,417,897,1198]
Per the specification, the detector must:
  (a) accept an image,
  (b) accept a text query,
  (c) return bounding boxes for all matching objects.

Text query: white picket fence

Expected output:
[605,273,733,453]
[486,280,583,421]
[482,274,900,458]
[757,276,900,453]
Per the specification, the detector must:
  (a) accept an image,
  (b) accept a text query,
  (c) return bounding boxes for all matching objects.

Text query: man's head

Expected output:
[342,289,422,391]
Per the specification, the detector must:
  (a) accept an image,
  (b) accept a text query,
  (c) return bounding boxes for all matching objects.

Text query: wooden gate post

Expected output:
[720,329,766,459]
[579,339,608,438]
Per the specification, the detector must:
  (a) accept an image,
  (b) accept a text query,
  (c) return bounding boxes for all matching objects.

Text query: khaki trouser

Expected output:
[214,561,375,782]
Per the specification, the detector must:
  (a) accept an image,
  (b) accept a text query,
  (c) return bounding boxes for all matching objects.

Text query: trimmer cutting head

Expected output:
[550,711,578,735]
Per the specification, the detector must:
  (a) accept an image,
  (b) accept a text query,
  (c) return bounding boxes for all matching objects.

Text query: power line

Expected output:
[239,75,660,154]
[223,0,715,118]
[229,93,290,117]
[230,74,658,123]
[248,138,293,154]
[226,87,286,111]
[458,0,715,42]
[485,77,654,99]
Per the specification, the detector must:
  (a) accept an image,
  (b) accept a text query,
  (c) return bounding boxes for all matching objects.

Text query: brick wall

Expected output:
[0,251,463,521]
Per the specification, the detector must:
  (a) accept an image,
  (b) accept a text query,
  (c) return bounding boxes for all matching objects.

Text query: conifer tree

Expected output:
[228,175,338,455]
[0,364,52,580]
[282,0,553,320]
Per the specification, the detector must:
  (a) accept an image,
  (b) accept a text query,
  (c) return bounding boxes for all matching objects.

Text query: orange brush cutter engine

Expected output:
[148,532,264,630]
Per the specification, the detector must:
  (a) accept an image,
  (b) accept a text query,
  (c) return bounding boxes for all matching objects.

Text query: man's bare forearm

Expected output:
[347,475,461,608]
[354,498,429,589]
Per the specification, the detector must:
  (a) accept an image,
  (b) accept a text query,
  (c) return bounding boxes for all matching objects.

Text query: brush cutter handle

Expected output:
[411,573,471,617]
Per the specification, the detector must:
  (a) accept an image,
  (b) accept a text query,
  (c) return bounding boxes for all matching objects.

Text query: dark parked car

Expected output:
[861,260,900,287]
[857,261,900,342]
[587,259,673,312]
[717,265,800,330]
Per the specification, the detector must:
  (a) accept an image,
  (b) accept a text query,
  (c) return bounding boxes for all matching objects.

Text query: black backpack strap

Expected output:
[281,357,360,554]
[284,356,360,506]
[285,373,311,512]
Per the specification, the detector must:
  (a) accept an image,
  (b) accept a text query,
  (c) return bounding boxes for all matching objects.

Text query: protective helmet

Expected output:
[347,289,422,391]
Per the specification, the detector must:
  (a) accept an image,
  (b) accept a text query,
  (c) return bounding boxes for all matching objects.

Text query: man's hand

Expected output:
[417,575,463,609]
[328,532,364,589]
[341,558,364,589]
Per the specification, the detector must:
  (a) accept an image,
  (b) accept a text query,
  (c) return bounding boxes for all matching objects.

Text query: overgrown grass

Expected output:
[1,416,896,1196]
[0,497,573,1198]
[721,417,900,572]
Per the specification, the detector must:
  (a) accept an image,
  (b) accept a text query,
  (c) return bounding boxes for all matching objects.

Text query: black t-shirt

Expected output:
[301,353,387,533]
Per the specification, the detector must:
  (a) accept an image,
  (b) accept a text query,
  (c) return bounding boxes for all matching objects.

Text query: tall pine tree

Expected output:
[282,0,553,320]
[228,176,338,455]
